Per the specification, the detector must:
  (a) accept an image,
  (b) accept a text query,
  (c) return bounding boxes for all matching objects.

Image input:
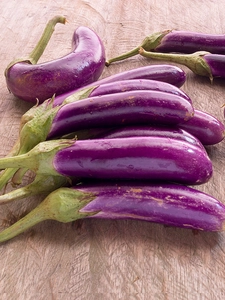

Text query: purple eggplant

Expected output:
[47,90,194,139]
[0,181,224,242]
[106,29,225,65]
[53,64,187,106]
[0,137,213,185]
[179,109,225,145]
[5,16,106,103]
[88,79,191,101]
[139,48,225,81]
[96,125,204,149]
[74,108,225,146]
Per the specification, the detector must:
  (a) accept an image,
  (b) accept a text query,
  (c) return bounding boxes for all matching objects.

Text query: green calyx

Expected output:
[139,48,213,81]
[105,30,171,66]
[0,139,75,175]
[0,187,97,243]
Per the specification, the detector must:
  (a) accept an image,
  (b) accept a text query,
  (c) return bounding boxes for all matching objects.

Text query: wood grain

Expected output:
[0,0,225,299]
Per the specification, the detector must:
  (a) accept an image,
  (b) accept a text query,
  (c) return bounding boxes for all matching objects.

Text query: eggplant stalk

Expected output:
[139,48,213,81]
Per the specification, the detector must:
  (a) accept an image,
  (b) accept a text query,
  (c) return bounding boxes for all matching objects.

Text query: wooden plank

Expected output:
[0,0,225,299]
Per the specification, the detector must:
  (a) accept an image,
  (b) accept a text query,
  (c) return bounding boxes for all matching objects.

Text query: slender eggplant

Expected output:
[53,64,187,106]
[96,125,204,149]
[0,137,213,185]
[0,181,224,242]
[179,109,225,145]
[106,29,225,65]
[5,17,106,103]
[88,79,191,101]
[47,90,194,139]
[139,48,225,81]
[72,109,225,146]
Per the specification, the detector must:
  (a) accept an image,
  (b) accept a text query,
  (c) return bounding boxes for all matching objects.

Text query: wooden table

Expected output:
[0,0,225,299]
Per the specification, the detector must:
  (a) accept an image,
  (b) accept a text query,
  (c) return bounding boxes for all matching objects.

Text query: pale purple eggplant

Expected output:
[0,137,213,185]
[179,109,225,145]
[5,16,106,103]
[0,181,224,242]
[53,64,187,106]
[106,29,225,65]
[47,90,194,139]
[139,48,225,81]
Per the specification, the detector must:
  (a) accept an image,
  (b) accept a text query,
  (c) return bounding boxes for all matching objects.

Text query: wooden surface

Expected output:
[0,0,225,299]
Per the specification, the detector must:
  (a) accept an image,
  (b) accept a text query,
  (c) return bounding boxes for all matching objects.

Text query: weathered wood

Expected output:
[0,0,225,299]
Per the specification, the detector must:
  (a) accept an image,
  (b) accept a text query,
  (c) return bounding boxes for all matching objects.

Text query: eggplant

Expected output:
[88,79,191,102]
[96,125,204,149]
[0,181,224,242]
[53,64,187,106]
[139,48,225,81]
[0,137,213,185]
[5,16,106,103]
[106,29,225,65]
[179,109,225,145]
[48,90,194,139]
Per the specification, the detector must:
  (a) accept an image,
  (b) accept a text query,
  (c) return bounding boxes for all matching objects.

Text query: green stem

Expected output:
[0,139,74,176]
[105,30,171,66]
[29,15,66,64]
[5,15,66,73]
[139,48,213,81]
[0,168,18,191]
[0,175,69,204]
[0,187,96,243]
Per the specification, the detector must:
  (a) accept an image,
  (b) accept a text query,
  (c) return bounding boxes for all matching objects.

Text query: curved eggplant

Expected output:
[5,19,106,103]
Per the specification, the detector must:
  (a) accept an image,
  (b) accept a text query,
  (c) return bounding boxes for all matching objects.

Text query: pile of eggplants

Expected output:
[0,18,225,243]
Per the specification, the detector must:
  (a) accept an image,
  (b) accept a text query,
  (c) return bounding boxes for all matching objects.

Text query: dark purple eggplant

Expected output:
[0,181,224,242]
[139,48,225,81]
[48,90,194,139]
[179,109,225,145]
[5,16,106,103]
[96,125,204,149]
[74,109,225,146]
[0,137,213,185]
[106,29,225,65]
[53,64,187,106]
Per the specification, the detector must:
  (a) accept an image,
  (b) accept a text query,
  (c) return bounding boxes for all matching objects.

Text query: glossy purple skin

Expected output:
[78,181,225,231]
[53,64,186,106]
[53,137,213,185]
[203,54,225,78]
[48,90,194,139]
[179,109,225,145]
[5,26,106,103]
[155,30,225,54]
[97,125,204,149]
[90,79,191,101]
